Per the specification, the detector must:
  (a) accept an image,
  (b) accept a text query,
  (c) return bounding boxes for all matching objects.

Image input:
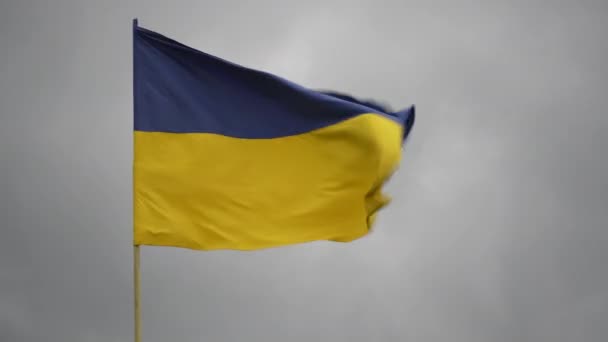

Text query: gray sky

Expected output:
[1,0,607,341]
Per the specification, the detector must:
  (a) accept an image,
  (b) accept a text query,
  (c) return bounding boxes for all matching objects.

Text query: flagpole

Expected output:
[134,245,141,342]
[132,17,141,342]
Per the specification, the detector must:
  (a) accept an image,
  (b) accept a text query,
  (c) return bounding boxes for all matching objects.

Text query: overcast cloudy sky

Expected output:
[1,0,607,341]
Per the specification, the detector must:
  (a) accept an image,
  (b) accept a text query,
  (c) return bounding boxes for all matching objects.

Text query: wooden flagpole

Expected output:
[133,18,141,342]
[134,245,141,342]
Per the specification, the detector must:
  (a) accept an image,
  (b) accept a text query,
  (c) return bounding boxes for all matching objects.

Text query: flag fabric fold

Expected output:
[132,20,415,250]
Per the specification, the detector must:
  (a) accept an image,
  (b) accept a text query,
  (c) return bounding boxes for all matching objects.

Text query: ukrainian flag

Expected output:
[132,20,415,251]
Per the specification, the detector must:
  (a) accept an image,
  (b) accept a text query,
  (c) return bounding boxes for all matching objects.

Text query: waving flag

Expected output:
[132,20,415,250]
